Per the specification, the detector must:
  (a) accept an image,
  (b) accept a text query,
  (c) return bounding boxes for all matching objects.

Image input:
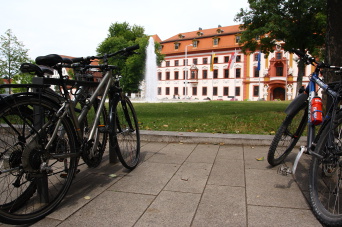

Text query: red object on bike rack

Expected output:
[311,96,323,125]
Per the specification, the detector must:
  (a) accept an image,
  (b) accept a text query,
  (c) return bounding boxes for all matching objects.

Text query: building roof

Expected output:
[158,25,242,55]
[161,25,241,43]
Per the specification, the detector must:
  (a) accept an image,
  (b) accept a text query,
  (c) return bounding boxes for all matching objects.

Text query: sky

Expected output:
[1,0,249,60]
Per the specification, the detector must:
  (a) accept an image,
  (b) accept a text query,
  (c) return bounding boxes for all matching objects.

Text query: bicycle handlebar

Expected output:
[71,44,140,63]
[292,48,342,70]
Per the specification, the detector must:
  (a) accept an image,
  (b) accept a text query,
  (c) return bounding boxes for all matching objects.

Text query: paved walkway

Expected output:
[4,131,322,226]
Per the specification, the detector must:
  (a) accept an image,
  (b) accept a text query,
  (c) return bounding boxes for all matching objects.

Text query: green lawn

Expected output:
[132,101,290,135]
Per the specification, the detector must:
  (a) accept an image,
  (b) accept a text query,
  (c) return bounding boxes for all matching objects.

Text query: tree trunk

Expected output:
[325,0,342,82]
[324,0,342,109]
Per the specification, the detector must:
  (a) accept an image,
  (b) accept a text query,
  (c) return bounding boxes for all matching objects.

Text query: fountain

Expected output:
[143,36,158,102]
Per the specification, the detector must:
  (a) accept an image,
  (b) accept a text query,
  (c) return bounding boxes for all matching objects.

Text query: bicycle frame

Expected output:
[45,69,115,157]
[291,70,339,173]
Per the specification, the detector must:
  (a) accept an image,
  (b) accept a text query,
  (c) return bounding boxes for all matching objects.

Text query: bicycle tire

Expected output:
[80,99,108,168]
[0,95,78,225]
[267,106,307,166]
[109,95,140,170]
[309,110,342,226]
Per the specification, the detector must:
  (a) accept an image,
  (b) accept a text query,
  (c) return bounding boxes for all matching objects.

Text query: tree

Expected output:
[235,0,326,92]
[325,0,342,83]
[0,29,30,93]
[97,22,163,93]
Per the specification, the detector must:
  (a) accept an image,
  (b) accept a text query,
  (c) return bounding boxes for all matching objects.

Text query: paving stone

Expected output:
[56,191,154,227]
[192,184,246,226]
[164,162,212,193]
[135,191,201,227]
[109,161,180,195]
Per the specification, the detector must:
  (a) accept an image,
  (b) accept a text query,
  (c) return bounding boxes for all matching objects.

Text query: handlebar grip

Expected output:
[124,44,140,52]
[72,57,85,63]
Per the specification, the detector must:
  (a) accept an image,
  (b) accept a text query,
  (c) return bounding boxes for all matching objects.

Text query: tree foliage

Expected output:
[0,29,30,82]
[235,0,326,90]
[97,22,163,93]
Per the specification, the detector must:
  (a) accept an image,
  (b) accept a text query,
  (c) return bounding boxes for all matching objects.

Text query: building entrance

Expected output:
[273,87,285,100]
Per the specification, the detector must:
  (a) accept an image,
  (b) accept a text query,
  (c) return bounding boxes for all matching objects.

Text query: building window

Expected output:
[254,67,259,77]
[158,87,162,95]
[213,69,218,78]
[223,87,229,96]
[193,40,198,47]
[253,86,259,97]
[193,58,198,65]
[192,87,197,96]
[213,38,219,46]
[236,55,241,62]
[203,58,208,64]
[183,71,186,79]
[275,62,283,76]
[174,87,179,96]
[202,87,207,96]
[175,60,179,66]
[235,87,241,96]
[191,70,197,79]
[224,56,229,63]
[254,54,259,61]
[235,36,241,43]
[213,87,218,96]
[236,68,241,78]
[166,61,170,67]
[158,72,162,80]
[166,87,170,95]
[174,43,180,50]
[166,72,170,80]
[175,71,179,80]
[214,57,218,64]
[202,70,208,79]
[224,69,229,78]
[276,52,282,59]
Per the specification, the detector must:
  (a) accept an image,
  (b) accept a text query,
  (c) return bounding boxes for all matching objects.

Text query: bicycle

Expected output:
[267,49,342,226]
[0,45,140,225]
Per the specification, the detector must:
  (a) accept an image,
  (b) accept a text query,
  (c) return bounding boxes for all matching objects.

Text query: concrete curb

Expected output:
[140,130,276,146]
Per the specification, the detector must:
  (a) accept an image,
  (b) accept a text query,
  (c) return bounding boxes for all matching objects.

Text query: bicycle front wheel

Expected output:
[267,107,307,166]
[309,111,342,226]
[110,95,140,170]
[0,95,78,225]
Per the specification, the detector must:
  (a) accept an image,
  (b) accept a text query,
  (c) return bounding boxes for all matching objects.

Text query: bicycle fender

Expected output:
[284,93,308,116]
[0,92,61,109]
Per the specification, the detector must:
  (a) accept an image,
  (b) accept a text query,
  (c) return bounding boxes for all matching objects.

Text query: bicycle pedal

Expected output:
[60,169,80,178]
[277,165,292,176]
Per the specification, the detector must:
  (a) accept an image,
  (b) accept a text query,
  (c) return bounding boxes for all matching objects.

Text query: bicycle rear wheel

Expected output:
[0,95,78,225]
[309,111,342,226]
[267,107,307,166]
[109,95,140,170]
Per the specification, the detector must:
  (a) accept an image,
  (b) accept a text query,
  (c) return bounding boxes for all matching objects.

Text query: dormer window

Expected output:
[192,40,199,47]
[217,29,224,34]
[197,32,203,37]
[174,42,180,50]
[213,37,220,46]
[178,34,185,39]
[235,35,241,43]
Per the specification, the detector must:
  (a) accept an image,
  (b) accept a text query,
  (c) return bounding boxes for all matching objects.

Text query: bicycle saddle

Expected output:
[36,54,63,67]
[20,63,54,77]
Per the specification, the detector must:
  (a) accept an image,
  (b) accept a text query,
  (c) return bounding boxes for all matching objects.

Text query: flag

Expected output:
[227,49,237,69]
[210,52,216,71]
[257,51,261,71]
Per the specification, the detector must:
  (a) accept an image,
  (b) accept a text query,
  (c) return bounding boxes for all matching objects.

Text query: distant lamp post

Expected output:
[184,44,192,97]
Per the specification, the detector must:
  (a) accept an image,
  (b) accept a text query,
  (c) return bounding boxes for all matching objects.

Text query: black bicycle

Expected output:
[267,49,342,226]
[0,45,140,225]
